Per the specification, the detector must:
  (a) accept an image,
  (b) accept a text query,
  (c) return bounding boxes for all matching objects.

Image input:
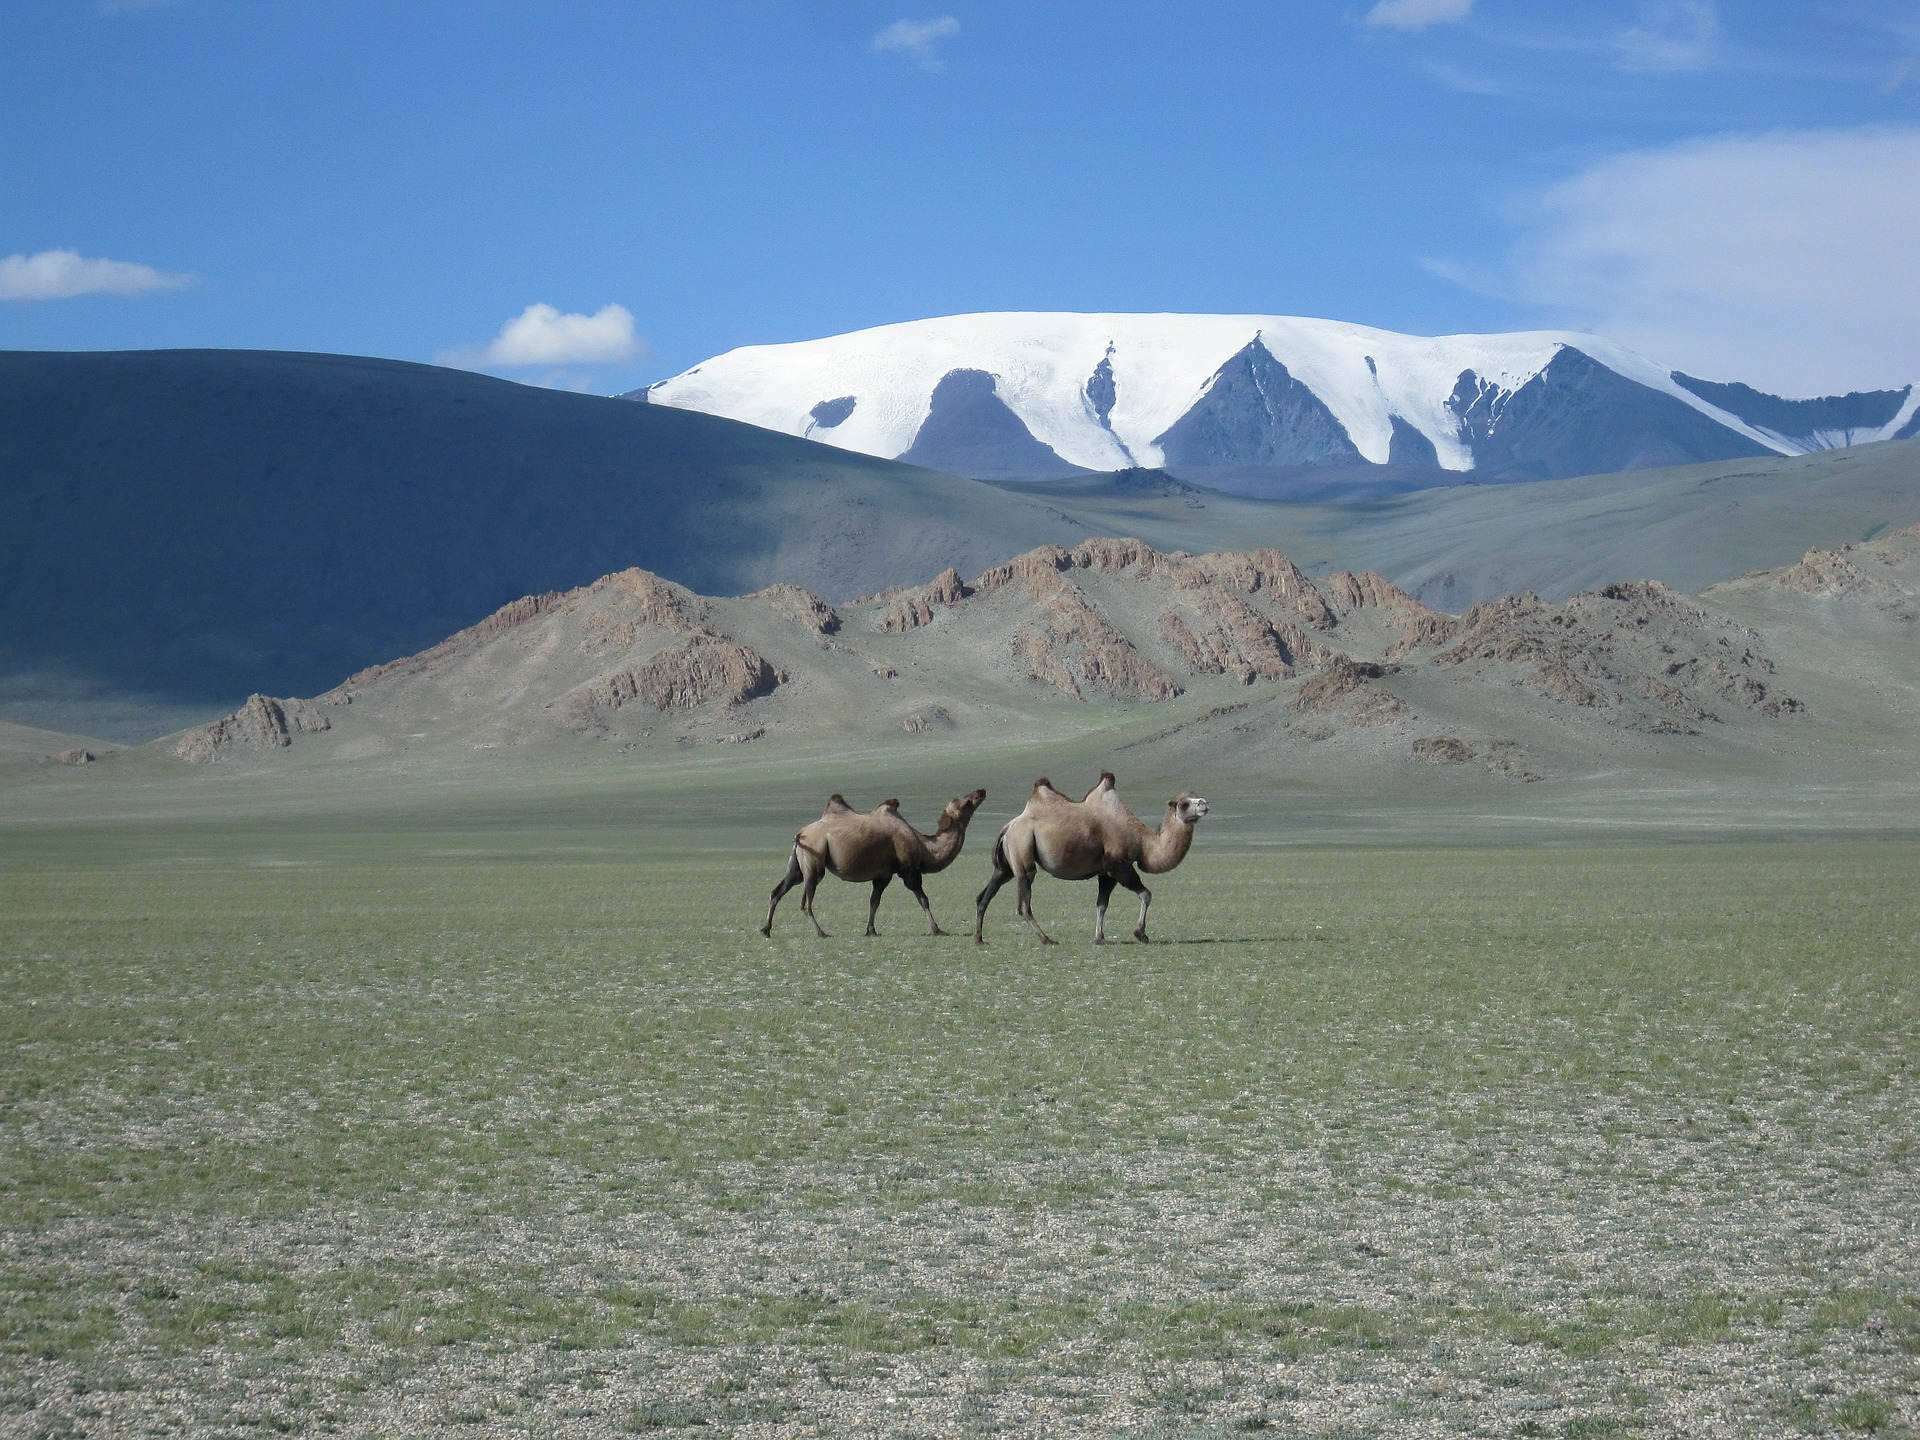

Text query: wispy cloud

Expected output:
[0,248,193,301]
[1364,0,1472,33]
[1430,127,1920,394]
[1610,0,1721,73]
[439,303,643,373]
[872,16,960,71]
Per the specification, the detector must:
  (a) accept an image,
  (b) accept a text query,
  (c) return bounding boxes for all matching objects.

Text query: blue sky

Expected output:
[4,0,1916,395]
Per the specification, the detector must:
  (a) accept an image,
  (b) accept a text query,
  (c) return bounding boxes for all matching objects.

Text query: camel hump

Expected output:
[825,793,854,814]
[879,797,901,812]
[1031,777,1073,807]
[1083,771,1117,800]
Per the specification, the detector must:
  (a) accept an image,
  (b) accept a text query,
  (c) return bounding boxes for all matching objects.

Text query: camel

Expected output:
[762,789,987,938]
[973,772,1209,945]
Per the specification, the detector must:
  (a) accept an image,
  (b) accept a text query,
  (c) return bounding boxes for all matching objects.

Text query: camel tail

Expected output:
[981,827,1011,882]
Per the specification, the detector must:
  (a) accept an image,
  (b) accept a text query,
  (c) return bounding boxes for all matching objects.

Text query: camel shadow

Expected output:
[1158,934,1302,946]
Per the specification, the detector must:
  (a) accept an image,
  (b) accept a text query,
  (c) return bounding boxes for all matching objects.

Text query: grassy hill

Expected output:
[997,439,1920,608]
[0,350,1085,740]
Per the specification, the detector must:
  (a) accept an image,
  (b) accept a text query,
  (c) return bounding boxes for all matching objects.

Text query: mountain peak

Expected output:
[643,311,1918,495]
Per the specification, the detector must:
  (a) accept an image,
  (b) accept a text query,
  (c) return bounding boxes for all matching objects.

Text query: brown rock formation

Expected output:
[558,636,778,731]
[902,706,954,733]
[1195,548,1337,629]
[1426,581,1798,722]
[1159,588,1296,683]
[1412,735,1476,763]
[1289,659,1396,714]
[872,567,969,632]
[990,558,1182,701]
[753,583,840,634]
[1016,625,1082,698]
[176,694,332,762]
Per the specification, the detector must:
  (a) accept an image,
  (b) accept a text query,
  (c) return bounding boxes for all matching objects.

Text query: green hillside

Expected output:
[998,439,1920,607]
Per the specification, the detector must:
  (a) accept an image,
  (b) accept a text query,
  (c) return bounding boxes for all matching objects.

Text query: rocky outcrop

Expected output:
[558,637,778,730]
[156,535,1840,765]
[901,706,954,733]
[972,545,1075,596]
[598,568,706,629]
[1195,548,1337,629]
[1159,590,1296,684]
[175,694,332,762]
[872,568,969,633]
[1026,571,1181,701]
[585,570,708,649]
[1287,659,1407,729]
[1412,734,1475,763]
[1426,581,1800,721]
[753,583,840,634]
[1412,734,1542,781]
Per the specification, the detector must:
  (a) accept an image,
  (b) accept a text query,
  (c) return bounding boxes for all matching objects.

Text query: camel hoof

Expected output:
[1094,936,1111,946]
[1040,935,1059,947]
[1134,931,1150,944]
[759,925,772,938]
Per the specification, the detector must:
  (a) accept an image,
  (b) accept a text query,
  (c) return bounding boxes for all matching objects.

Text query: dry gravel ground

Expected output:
[2,843,1916,1438]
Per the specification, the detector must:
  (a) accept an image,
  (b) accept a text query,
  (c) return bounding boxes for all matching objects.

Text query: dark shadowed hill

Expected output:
[0,349,1084,740]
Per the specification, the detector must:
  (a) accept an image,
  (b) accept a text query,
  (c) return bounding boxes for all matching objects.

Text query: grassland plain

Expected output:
[2,765,1918,1438]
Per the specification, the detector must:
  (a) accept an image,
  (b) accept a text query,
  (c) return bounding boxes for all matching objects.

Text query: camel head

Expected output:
[1168,792,1210,826]
[938,787,988,831]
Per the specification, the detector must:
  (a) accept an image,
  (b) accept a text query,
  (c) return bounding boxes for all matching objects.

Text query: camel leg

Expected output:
[799,868,830,938]
[761,849,804,936]
[974,841,1013,945]
[866,875,892,937]
[1093,873,1117,945]
[901,870,943,935]
[1016,869,1057,946]
[1116,862,1152,943]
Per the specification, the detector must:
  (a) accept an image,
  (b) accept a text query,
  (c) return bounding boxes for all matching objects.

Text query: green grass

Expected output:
[2,824,1917,1435]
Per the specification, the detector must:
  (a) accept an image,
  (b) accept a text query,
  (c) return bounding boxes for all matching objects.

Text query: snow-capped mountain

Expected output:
[639,313,1920,490]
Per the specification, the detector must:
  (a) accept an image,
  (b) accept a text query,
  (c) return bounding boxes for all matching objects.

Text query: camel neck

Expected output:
[1139,812,1196,875]
[920,814,972,871]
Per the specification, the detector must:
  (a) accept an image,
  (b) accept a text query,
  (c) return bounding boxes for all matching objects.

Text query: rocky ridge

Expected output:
[1708,521,1920,621]
[167,534,1843,776]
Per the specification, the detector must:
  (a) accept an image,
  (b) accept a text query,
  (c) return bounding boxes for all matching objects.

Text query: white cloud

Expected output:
[872,16,960,70]
[1437,127,1920,395]
[1364,0,1472,33]
[1611,0,1721,73]
[0,248,193,301]
[468,302,642,367]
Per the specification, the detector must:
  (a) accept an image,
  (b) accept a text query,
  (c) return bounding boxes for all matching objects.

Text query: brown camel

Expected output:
[762,789,987,938]
[973,772,1208,945]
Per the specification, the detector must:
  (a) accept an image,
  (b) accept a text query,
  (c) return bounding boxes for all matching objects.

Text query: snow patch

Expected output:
[645,311,1807,471]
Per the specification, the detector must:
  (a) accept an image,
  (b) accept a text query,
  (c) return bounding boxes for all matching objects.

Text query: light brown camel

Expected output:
[973,772,1209,945]
[762,789,987,938]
